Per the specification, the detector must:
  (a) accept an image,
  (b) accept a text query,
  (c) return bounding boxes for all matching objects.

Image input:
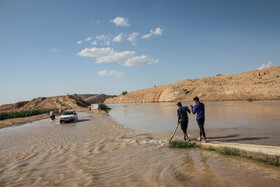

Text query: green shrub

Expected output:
[98,103,111,112]
[255,156,280,166]
[0,109,49,120]
[122,91,128,95]
[216,147,239,156]
[248,98,253,102]
[183,89,190,94]
[203,147,215,151]
[169,140,198,148]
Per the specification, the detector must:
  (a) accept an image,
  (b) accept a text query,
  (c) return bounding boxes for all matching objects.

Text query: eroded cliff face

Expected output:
[105,66,280,103]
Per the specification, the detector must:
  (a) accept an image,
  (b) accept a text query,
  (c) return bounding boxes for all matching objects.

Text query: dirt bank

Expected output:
[105,66,280,103]
[196,141,280,165]
[0,114,49,129]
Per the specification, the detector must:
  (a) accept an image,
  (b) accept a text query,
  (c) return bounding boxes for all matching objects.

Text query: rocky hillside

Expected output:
[78,94,113,105]
[105,66,280,103]
[0,94,88,112]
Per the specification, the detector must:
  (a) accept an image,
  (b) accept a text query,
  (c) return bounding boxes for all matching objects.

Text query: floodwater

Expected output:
[0,107,280,186]
[108,101,280,146]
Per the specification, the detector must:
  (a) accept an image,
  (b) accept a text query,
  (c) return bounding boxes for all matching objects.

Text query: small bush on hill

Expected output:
[183,89,190,94]
[248,98,254,102]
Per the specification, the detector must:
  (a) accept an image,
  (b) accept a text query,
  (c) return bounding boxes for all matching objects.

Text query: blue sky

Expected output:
[0,0,279,105]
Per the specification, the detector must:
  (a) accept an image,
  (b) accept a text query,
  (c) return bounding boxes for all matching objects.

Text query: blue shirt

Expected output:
[192,102,205,119]
[177,106,190,121]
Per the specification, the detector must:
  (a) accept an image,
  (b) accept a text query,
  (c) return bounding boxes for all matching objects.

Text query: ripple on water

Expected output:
[0,112,280,186]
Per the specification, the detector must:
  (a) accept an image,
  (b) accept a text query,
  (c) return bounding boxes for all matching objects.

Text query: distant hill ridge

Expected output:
[105,66,280,103]
[0,94,112,112]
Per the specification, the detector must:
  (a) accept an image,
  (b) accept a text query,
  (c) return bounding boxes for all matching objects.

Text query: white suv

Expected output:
[60,110,78,123]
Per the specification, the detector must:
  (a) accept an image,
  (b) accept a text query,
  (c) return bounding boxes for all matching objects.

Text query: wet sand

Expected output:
[0,112,280,186]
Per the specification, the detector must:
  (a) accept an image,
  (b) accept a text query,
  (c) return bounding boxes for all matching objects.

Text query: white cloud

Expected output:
[123,55,159,67]
[111,17,130,27]
[151,27,163,35]
[142,33,152,39]
[127,32,139,45]
[96,34,111,46]
[96,50,135,64]
[78,47,159,67]
[78,47,135,64]
[258,61,272,70]
[113,33,123,42]
[78,47,113,58]
[77,37,93,45]
[50,48,58,53]
[142,27,163,39]
[85,37,92,41]
[97,70,124,77]
[91,40,97,45]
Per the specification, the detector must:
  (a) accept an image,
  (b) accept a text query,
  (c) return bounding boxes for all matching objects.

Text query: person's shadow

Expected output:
[223,137,268,142]
[207,134,268,142]
[207,135,239,139]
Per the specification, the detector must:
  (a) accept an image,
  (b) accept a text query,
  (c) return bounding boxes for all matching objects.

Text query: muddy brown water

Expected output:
[108,101,280,146]
[0,103,280,186]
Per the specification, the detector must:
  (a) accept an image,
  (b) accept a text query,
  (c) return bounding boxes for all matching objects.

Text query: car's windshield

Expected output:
[62,111,74,115]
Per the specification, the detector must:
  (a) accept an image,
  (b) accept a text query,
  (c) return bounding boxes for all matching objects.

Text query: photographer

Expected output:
[191,97,207,143]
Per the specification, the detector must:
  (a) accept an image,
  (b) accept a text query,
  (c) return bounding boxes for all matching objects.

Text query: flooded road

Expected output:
[108,101,280,146]
[0,111,280,186]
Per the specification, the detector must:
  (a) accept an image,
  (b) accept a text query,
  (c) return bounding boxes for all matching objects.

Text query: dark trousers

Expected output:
[180,120,188,134]
[197,118,206,138]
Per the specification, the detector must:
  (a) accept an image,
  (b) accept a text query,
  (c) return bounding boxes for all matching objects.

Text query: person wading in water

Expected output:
[177,102,191,141]
[191,97,207,143]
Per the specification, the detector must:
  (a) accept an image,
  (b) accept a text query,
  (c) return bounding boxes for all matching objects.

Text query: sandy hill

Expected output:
[105,66,280,103]
[0,94,88,112]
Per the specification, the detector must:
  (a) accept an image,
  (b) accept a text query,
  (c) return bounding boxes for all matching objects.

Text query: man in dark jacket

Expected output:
[177,102,191,141]
[191,97,207,143]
